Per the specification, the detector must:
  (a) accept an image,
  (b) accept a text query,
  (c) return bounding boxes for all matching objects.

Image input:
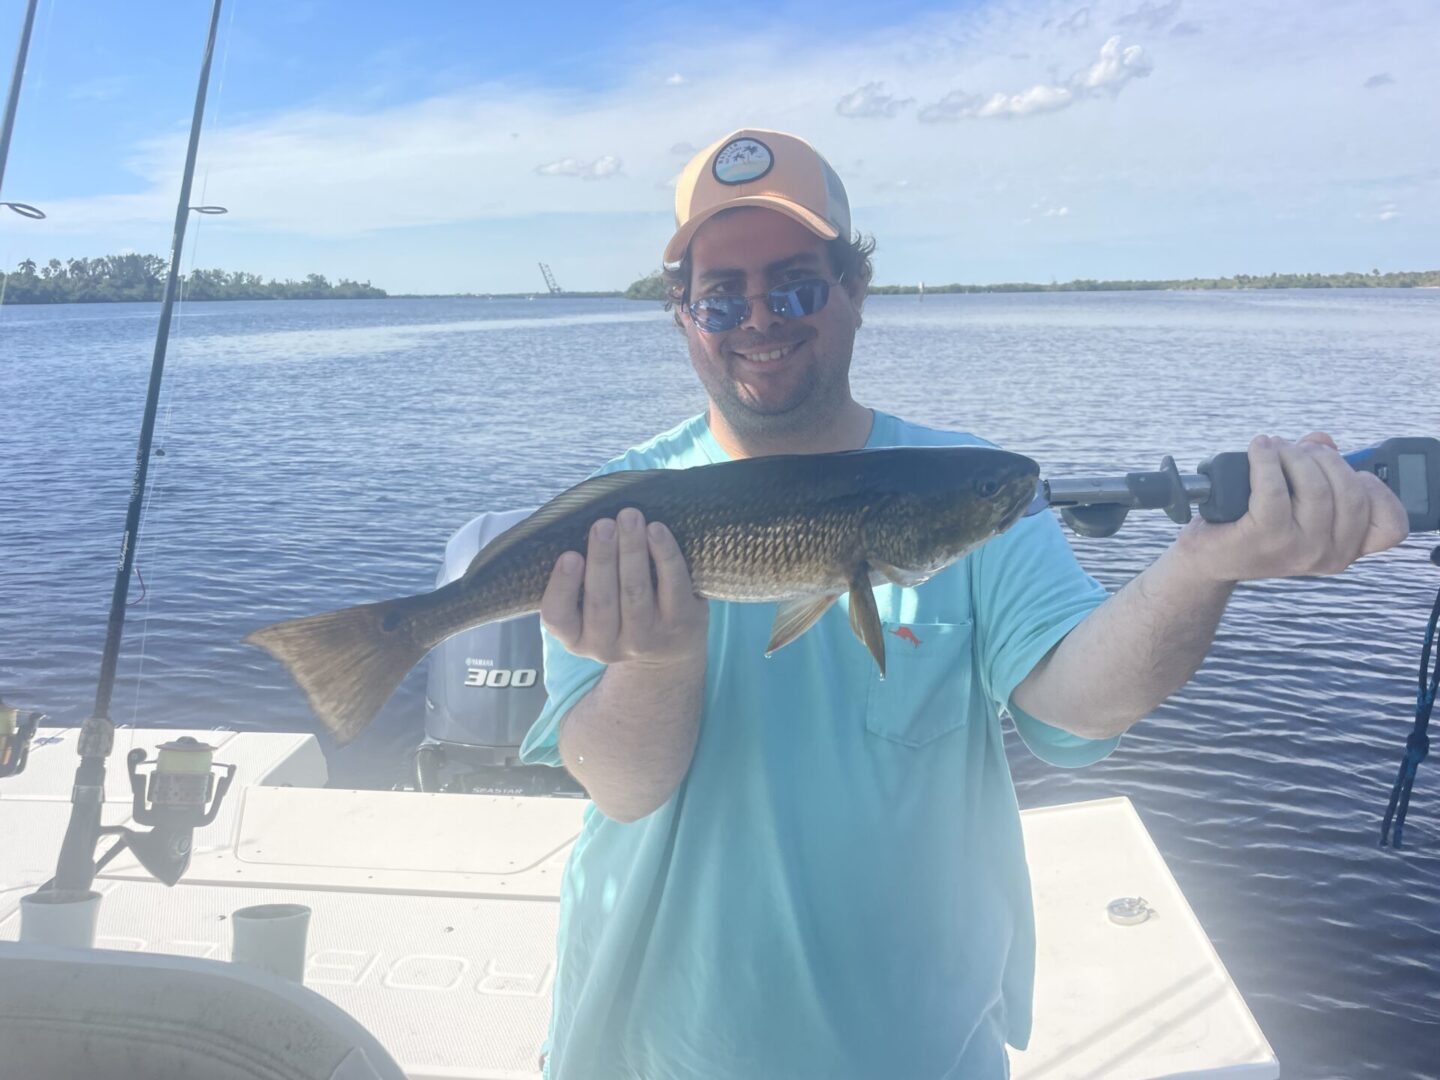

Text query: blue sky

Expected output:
[0,0,1435,293]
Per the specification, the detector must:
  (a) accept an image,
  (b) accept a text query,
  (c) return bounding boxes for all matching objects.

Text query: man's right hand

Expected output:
[540,506,709,667]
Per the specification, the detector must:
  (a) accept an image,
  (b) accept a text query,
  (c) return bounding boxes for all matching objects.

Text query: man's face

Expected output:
[681,208,864,443]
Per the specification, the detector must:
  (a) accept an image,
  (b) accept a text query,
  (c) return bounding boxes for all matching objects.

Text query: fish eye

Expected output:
[976,479,999,497]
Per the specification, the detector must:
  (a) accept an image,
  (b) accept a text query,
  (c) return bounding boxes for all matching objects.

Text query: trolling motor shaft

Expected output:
[1028,437,1440,538]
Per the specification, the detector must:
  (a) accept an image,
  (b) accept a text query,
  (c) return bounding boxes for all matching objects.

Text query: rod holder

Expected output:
[231,903,311,982]
[20,889,102,948]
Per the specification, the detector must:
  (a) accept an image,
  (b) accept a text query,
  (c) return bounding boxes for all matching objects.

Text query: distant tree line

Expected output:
[1,254,387,304]
[625,271,669,301]
[867,269,1440,294]
[624,267,1440,299]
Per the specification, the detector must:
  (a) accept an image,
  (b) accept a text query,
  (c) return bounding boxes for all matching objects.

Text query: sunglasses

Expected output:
[686,276,840,334]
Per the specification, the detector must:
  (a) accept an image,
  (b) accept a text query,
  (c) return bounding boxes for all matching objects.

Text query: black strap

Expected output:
[1380,546,1440,848]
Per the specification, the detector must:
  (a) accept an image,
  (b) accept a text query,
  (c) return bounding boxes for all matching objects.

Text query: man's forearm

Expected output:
[557,657,706,823]
[1012,544,1236,740]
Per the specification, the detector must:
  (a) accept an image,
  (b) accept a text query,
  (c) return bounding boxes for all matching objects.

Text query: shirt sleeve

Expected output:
[518,626,605,767]
[970,511,1120,768]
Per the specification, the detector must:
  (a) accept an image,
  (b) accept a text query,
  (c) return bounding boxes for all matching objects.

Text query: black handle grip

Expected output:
[1197,451,1252,523]
[1197,437,1440,530]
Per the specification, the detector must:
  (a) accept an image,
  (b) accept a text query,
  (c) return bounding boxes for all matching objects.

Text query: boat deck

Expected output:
[0,728,1278,1079]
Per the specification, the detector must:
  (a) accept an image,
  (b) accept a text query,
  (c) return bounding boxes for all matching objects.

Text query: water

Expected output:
[3,290,1438,1078]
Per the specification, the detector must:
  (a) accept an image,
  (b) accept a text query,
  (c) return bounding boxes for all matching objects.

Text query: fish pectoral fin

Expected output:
[847,565,886,678]
[870,558,934,589]
[768,594,841,655]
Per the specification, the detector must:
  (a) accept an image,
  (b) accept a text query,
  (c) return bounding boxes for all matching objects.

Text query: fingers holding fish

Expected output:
[617,507,657,634]
[647,520,709,658]
[540,550,585,650]
[539,510,705,665]
[581,517,622,648]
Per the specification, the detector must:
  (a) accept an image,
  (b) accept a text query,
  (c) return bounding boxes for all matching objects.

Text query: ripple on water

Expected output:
[4,291,1438,1078]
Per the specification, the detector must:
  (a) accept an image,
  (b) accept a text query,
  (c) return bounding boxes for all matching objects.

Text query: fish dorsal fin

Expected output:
[767,593,841,656]
[460,469,669,583]
[847,563,886,678]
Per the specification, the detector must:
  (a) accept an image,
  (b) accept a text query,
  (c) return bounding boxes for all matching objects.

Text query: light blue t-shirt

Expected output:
[520,411,1119,1080]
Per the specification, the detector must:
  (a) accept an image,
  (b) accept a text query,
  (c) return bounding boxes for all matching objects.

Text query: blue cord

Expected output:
[1380,546,1440,848]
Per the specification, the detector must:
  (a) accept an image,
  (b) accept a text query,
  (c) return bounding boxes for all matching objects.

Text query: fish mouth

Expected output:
[998,500,1027,533]
[997,474,1040,533]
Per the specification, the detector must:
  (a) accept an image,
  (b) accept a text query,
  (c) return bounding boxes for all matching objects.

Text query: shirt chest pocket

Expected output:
[864,620,976,748]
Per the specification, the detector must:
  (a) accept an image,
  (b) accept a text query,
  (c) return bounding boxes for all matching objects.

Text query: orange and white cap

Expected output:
[664,129,851,265]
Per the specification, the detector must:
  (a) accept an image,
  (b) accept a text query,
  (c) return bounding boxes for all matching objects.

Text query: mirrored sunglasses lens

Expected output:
[692,297,747,332]
[768,280,829,318]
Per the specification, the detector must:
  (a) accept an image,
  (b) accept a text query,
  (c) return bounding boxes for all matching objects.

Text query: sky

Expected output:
[0,0,1435,294]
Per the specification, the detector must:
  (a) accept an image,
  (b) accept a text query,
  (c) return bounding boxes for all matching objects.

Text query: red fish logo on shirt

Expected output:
[891,626,923,648]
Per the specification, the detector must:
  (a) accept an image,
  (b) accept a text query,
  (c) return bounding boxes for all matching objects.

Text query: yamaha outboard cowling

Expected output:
[418,508,582,796]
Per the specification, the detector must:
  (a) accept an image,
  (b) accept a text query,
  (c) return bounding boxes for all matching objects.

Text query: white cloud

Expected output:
[835,81,914,119]
[9,0,1436,292]
[665,73,686,86]
[535,155,623,180]
[920,85,1076,121]
[1073,36,1153,95]
[919,36,1148,122]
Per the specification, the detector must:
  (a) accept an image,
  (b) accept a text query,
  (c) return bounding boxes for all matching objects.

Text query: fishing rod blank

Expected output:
[50,0,230,896]
[0,0,44,219]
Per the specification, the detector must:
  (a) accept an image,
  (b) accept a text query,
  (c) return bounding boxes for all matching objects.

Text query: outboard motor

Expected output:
[416,508,582,796]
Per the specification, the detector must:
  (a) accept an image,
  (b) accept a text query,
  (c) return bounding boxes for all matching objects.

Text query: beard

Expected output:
[691,344,853,445]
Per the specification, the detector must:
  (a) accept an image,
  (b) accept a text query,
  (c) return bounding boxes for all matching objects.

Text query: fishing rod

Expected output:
[0,0,44,219]
[0,0,47,778]
[46,0,234,899]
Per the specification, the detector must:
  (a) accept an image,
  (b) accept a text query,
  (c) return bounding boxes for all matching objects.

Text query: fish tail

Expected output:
[244,596,429,745]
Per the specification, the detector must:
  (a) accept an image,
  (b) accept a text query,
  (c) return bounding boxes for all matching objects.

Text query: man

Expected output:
[519,129,1408,1079]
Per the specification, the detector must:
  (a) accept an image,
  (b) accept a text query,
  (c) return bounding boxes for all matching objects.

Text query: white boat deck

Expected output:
[0,728,1278,1079]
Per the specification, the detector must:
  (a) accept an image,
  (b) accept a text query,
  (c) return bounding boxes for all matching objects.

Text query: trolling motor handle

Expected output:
[1198,437,1440,532]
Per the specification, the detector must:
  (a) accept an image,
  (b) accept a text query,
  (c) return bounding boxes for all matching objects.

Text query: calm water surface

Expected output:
[3,291,1438,1078]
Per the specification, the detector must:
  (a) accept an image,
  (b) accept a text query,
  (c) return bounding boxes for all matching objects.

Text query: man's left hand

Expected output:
[1175,432,1410,584]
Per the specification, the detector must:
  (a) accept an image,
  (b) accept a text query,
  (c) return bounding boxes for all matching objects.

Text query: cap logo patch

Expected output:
[712,137,774,185]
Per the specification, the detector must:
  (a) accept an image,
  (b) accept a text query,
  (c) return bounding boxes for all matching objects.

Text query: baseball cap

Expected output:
[664,129,852,265]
